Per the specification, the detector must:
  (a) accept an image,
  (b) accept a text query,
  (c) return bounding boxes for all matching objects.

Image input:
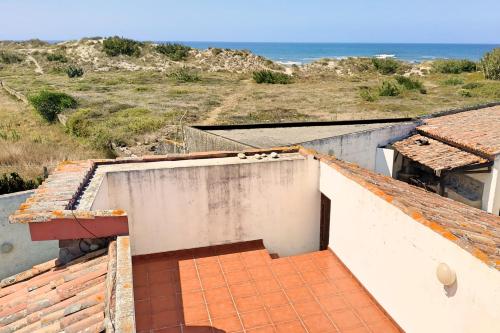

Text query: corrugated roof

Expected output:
[418,105,500,159]
[0,242,116,333]
[392,134,489,173]
[316,151,500,270]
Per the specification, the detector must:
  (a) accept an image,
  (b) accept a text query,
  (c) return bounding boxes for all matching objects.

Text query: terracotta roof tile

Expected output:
[392,134,490,172]
[418,106,500,159]
[0,242,117,333]
[316,152,500,270]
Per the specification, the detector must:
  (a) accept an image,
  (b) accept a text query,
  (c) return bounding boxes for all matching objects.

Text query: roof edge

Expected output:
[298,147,500,271]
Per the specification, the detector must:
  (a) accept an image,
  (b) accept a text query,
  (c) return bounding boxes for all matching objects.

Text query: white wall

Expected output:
[0,191,59,279]
[301,122,417,171]
[95,156,320,257]
[480,157,500,215]
[320,162,500,333]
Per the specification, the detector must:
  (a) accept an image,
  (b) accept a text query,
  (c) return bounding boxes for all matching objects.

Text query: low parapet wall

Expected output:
[184,126,252,152]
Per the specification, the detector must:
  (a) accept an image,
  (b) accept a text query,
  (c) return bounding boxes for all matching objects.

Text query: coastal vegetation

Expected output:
[1,38,500,190]
[0,50,24,64]
[156,43,191,61]
[66,65,84,78]
[0,172,41,195]
[481,48,500,80]
[28,90,78,122]
[253,70,292,84]
[372,58,401,74]
[431,59,477,74]
[102,36,142,56]
[169,67,200,82]
[46,53,68,62]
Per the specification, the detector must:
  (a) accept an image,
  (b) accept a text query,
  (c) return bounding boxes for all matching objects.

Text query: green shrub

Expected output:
[378,80,401,96]
[211,48,223,56]
[46,53,68,62]
[169,67,200,82]
[480,48,500,80]
[102,36,142,57]
[28,90,77,122]
[66,65,84,78]
[432,59,477,74]
[395,75,426,93]
[442,77,464,86]
[67,107,166,153]
[359,86,377,102]
[0,50,24,64]
[458,89,472,97]
[0,172,41,195]
[372,58,400,74]
[462,82,482,89]
[156,43,191,61]
[253,70,292,84]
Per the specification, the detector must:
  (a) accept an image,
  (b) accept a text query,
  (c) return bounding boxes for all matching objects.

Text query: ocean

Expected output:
[176,42,499,64]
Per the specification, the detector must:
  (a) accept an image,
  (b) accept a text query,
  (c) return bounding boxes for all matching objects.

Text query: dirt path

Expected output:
[201,80,252,125]
[27,55,43,74]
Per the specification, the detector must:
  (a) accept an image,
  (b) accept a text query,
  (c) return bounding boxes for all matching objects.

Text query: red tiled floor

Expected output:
[132,241,402,333]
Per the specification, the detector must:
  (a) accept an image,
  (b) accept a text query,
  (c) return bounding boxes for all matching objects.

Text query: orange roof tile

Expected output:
[0,242,117,332]
[316,152,500,270]
[392,134,490,173]
[418,106,500,159]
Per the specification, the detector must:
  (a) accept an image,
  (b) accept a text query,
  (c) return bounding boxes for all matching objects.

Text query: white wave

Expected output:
[375,54,396,59]
[276,60,302,65]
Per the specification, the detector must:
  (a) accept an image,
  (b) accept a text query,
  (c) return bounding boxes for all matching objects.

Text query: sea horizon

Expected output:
[176,41,499,64]
[40,40,500,64]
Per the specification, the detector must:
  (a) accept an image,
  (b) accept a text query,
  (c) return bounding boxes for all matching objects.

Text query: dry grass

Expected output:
[0,89,102,180]
[1,44,499,165]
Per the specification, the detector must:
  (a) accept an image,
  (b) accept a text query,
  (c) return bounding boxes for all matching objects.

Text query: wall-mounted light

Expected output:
[436,262,456,286]
[1,242,14,254]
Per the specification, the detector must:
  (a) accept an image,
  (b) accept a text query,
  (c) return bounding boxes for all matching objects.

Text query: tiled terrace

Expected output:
[132,242,401,333]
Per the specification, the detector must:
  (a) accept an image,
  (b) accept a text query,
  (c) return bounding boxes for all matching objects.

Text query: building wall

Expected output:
[302,122,417,170]
[319,162,500,333]
[0,191,59,279]
[184,126,253,152]
[98,157,321,257]
[479,157,500,215]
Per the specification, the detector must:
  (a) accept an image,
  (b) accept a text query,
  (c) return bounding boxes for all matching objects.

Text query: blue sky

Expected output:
[1,0,499,43]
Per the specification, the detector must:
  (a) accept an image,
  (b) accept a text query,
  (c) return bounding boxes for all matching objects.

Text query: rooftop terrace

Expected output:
[6,146,500,332]
[132,242,400,333]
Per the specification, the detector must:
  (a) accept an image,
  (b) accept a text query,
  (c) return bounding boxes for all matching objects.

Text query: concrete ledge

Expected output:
[114,236,136,332]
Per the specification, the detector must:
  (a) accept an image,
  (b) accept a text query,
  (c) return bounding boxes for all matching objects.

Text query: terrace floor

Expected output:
[132,241,401,333]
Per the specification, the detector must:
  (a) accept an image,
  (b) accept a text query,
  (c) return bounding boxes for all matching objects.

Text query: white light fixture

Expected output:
[436,262,456,286]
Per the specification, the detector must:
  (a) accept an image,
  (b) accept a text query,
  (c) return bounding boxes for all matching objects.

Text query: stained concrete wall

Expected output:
[0,191,59,279]
[320,162,500,333]
[96,155,321,257]
[184,126,253,152]
[301,122,417,170]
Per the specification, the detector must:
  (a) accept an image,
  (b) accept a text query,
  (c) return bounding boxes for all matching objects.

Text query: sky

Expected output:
[1,0,499,43]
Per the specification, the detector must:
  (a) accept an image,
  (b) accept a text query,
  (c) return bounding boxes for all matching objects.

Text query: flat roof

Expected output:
[132,242,401,333]
[206,122,412,148]
[418,105,500,159]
